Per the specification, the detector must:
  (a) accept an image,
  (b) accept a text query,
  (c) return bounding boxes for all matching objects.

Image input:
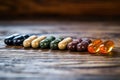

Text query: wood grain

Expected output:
[0,0,120,20]
[0,21,120,80]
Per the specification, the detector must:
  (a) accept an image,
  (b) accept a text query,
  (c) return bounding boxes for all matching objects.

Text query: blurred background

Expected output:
[0,1,120,80]
[0,0,120,21]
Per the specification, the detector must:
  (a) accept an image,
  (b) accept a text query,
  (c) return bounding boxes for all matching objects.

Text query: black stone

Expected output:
[4,34,19,45]
[13,34,30,46]
[23,35,29,39]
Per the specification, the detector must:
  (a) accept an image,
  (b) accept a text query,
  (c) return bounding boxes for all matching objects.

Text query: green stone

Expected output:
[40,36,55,49]
[50,37,64,50]
[46,36,55,41]
[40,41,50,49]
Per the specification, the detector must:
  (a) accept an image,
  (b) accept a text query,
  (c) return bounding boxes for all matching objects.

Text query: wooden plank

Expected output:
[0,0,120,17]
[0,21,120,80]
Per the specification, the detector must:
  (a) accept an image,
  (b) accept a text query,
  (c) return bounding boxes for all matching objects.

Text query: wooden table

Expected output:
[0,21,120,80]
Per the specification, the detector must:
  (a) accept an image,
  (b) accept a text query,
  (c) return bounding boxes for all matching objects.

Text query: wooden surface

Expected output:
[0,0,120,20]
[0,21,120,80]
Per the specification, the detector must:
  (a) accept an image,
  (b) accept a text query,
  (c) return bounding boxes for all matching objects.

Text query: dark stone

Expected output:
[4,34,19,45]
[67,41,78,51]
[40,41,50,49]
[46,36,55,41]
[83,38,92,44]
[13,34,29,46]
[50,41,58,50]
[50,38,63,50]
[77,41,89,52]
[73,38,82,43]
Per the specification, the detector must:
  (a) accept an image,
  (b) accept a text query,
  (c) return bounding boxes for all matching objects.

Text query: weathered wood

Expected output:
[0,21,120,80]
[0,0,120,19]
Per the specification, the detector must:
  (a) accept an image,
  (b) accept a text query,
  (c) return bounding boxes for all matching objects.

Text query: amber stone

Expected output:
[99,40,114,54]
[88,39,103,53]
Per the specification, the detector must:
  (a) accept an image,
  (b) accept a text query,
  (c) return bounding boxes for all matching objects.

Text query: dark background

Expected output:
[0,0,120,21]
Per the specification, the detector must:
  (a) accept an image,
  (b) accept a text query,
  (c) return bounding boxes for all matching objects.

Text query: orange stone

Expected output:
[99,40,114,54]
[88,39,103,54]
